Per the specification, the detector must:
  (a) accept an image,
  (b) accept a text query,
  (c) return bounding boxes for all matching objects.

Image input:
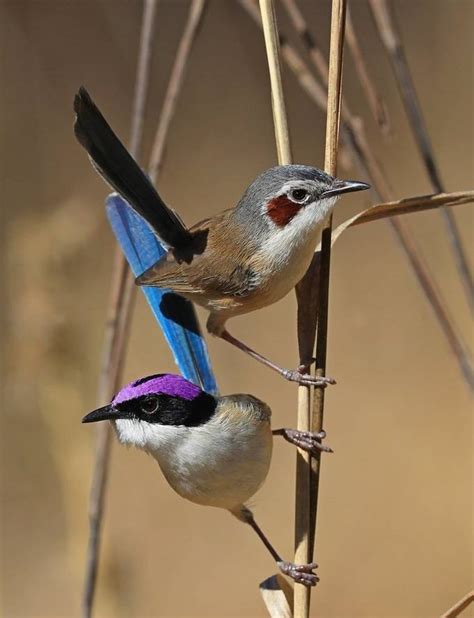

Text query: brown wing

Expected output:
[136,211,261,298]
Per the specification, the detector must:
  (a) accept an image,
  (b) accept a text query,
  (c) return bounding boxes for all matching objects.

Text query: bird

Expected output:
[74,87,369,386]
[83,373,333,586]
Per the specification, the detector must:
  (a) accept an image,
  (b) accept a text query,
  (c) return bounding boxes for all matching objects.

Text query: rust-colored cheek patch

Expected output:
[266,196,302,227]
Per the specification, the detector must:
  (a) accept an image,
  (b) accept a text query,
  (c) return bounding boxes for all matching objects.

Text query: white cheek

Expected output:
[114,419,187,454]
[304,195,338,224]
[114,419,147,448]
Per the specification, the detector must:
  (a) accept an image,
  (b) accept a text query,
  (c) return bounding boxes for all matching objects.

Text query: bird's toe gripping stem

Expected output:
[277,561,319,587]
[274,428,333,454]
[281,368,336,387]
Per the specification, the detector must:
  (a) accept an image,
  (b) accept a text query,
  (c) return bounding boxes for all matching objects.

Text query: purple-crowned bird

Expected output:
[83,373,332,586]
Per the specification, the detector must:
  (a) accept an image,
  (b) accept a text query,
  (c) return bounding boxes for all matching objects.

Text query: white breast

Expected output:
[256,197,337,305]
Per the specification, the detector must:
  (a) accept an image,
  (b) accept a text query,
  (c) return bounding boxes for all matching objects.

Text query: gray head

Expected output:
[233,165,369,230]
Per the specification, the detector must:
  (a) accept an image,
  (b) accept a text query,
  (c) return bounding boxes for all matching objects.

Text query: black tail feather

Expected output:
[73,87,192,251]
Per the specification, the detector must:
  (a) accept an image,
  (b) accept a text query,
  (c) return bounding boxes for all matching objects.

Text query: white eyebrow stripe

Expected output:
[278,179,315,195]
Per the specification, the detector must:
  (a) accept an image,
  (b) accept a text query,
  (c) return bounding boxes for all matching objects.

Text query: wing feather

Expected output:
[136,214,261,298]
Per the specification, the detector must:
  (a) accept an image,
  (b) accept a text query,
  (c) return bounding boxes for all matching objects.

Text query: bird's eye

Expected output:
[290,188,309,202]
[140,397,160,415]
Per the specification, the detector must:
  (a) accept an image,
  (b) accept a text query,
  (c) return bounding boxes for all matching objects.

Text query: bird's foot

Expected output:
[276,428,333,454]
[277,561,319,587]
[282,368,336,387]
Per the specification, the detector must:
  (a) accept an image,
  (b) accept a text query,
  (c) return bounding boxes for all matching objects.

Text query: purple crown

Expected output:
[113,374,203,405]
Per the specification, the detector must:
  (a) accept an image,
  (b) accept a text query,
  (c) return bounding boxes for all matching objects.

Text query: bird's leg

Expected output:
[273,428,333,454]
[232,506,319,587]
[219,330,335,388]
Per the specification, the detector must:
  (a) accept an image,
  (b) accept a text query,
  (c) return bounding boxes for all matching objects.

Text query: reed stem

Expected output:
[368,0,473,310]
[440,590,474,618]
[83,1,207,615]
[307,0,346,598]
[82,3,157,615]
[258,0,292,164]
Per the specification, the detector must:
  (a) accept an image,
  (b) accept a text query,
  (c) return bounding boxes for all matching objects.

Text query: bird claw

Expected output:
[282,369,336,387]
[277,561,319,586]
[279,428,333,454]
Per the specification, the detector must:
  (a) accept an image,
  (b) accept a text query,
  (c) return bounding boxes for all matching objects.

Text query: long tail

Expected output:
[74,87,192,253]
[106,193,218,395]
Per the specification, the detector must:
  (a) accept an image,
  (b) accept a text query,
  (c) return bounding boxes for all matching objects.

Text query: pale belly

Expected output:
[155,422,273,511]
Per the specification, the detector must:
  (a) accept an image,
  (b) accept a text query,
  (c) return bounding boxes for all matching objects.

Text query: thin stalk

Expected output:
[279,0,330,87]
[82,1,158,616]
[83,1,208,615]
[345,5,389,133]
[239,0,473,390]
[440,590,474,618]
[258,0,292,165]
[308,0,346,601]
[257,2,314,617]
[279,0,389,133]
[368,0,473,310]
[148,0,207,181]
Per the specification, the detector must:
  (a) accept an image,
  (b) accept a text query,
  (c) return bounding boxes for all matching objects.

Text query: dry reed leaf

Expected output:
[259,574,293,618]
[300,190,474,372]
[329,190,474,249]
[440,590,474,618]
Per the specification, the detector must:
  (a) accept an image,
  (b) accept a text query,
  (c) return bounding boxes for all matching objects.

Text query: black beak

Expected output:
[321,179,370,199]
[82,404,120,423]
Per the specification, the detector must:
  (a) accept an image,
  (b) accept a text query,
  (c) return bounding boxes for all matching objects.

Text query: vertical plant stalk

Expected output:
[280,0,389,134]
[258,0,292,165]
[368,0,473,310]
[257,2,311,617]
[82,1,208,616]
[148,0,207,182]
[239,0,473,390]
[83,2,158,616]
[308,0,346,610]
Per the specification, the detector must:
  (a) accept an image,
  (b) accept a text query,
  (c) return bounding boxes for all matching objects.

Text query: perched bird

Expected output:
[83,373,332,585]
[74,88,369,386]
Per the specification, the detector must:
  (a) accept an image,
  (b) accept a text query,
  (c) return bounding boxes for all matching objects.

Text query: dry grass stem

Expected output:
[279,0,329,87]
[82,2,158,615]
[280,0,389,134]
[83,1,208,615]
[240,0,328,112]
[306,2,346,615]
[345,5,390,133]
[259,575,293,618]
[257,1,298,615]
[368,0,473,310]
[239,0,472,389]
[148,0,207,181]
[258,0,292,164]
[128,0,160,160]
[440,590,474,618]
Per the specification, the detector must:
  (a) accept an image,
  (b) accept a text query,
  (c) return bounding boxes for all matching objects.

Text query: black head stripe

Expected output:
[116,391,217,427]
[132,374,166,387]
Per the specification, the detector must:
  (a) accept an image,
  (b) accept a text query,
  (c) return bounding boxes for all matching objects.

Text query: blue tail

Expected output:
[106,193,218,395]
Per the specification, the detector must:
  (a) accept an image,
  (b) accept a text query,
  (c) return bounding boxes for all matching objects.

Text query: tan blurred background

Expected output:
[1,0,473,616]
